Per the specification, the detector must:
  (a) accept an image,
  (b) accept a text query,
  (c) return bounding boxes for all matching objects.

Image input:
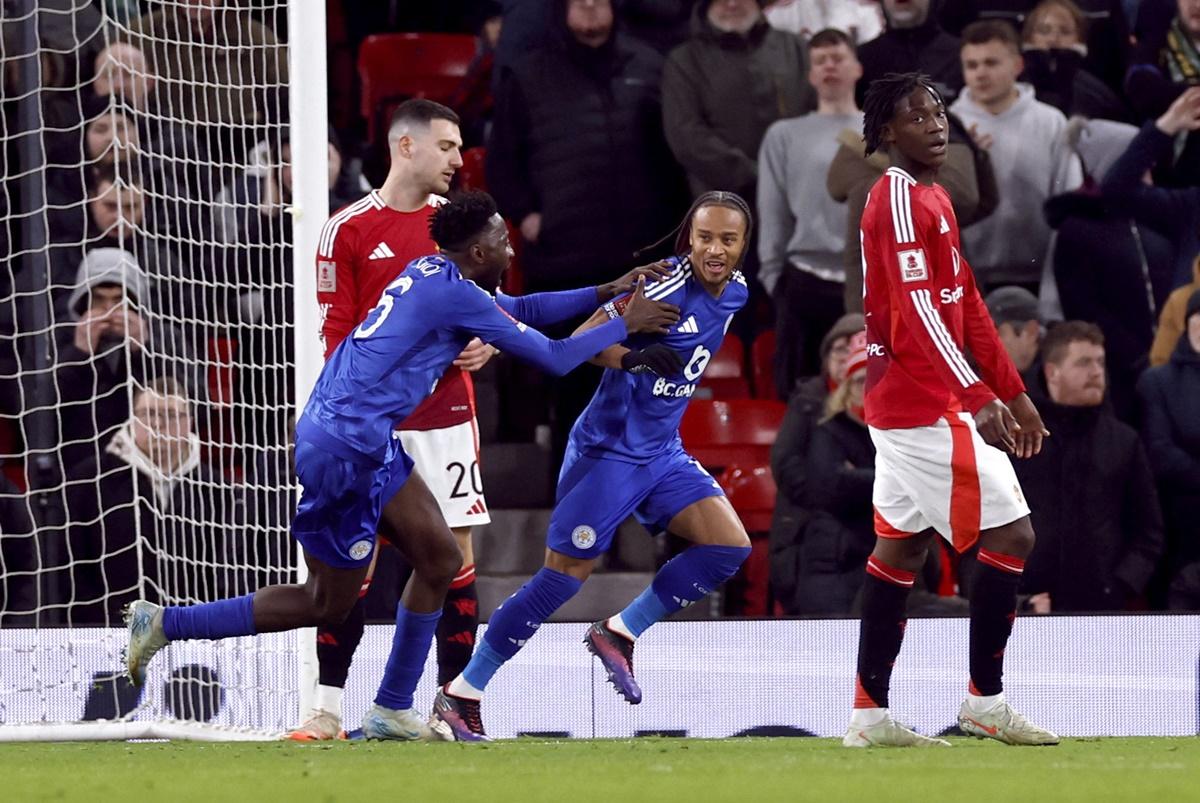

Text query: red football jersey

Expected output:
[316,190,473,430]
[861,167,1025,429]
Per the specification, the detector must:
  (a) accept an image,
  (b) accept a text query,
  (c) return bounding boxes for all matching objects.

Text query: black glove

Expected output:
[620,344,684,377]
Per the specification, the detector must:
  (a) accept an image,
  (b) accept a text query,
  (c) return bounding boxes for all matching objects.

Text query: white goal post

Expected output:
[0,0,327,740]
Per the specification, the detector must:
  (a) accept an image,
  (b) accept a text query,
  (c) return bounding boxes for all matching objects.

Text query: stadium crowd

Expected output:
[1,0,1199,624]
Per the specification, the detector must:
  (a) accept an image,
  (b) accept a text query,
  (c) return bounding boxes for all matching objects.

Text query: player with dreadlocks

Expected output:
[123,191,680,741]
[845,73,1058,747]
[433,191,755,742]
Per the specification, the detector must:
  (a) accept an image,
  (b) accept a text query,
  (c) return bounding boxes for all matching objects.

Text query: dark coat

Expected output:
[487,12,683,289]
[768,375,826,609]
[662,9,815,200]
[791,412,875,615]
[65,449,258,624]
[856,10,962,105]
[1014,397,1165,611]
[1137,332,1200,569]
[1100,121,1200,288]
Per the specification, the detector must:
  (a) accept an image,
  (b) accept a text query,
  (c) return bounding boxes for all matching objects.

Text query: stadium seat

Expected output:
[357,33,477,144]
[750,329,777,400]
[718,464,776,534]
[698,334,750,400]
[458,146,487,192]
[718,465,777,616]
[679,399,785,474]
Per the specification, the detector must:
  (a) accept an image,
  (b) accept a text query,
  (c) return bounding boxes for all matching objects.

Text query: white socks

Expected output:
[849,707,888,728]
[314,684,344,720]
[606,614,636,641]
[446,674,485,701]
[965,691,1005,713]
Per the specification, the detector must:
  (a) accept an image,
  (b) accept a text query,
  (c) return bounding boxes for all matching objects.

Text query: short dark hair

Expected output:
[1022,0,1088,45]
[388,98,460,144]
[1041,320,1104,365]
[429,191,498,251]
[87,160,143,195]
[862,72,944,156]
[808,27,856,54]
[962,19,1021,53]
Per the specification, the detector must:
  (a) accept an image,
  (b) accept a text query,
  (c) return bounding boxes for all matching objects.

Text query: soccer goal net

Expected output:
[0,0,326,740]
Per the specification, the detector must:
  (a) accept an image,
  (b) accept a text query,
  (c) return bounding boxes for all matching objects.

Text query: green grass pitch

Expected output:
[3,737,1198,802]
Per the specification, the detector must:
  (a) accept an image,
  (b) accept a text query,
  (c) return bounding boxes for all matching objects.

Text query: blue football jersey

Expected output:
[568,256,748,463]
[302,254,626,463]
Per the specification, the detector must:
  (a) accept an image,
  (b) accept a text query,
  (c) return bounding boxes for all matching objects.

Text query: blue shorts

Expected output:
[546,444,724,559]
[292,425,414,569]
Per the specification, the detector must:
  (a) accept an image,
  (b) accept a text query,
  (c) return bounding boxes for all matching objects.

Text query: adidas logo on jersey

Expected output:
[368,242,396,260]
[939,215,951,234]
[676,315,700,334]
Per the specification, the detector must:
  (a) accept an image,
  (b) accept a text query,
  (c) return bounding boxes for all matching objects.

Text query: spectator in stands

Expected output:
[1151,256,1200,365]
[123,0,288,159]
[488,0,682,292]
[487,0,685,466]
[621,0,700,53]
[827,109,997,313]
[92,41,154,111]
[1101,87,1200,293]
[1125,0,1200,183]
[951,20,1083,292]
[0,474,36,626]
[53,248,201,477]
[768,313,862,611]
[856,0,963,104]
[1016,322,1164,612]
[1020,0,1130,121]
[1137,289,1200,595]
[448,3,504,148]
[662,0,816,204]
[985,286,1043,381]
[758,28,862,391]
[65,377,241,624]
[789,336,874,614]
[763,0,884,44]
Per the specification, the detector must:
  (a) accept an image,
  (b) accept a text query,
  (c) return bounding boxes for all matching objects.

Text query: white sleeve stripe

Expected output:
[645,269,687,300]
[890,175,915,244]
[318,196,375,258]
[911,289,980,388]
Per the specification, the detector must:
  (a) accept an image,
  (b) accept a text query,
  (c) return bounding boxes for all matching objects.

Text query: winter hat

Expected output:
[845,331,868,379]
[68,247,150,318]
[819,312,866,363]
[985,286,1040,328]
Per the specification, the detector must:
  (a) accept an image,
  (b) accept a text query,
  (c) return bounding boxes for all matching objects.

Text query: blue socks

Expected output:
[461,568,582,691]
[161,594,257,641]
[617,545,751,638]
[375,605,442,711]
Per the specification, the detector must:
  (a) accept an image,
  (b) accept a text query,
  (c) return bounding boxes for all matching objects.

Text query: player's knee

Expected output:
[993,517,1036,558]
[412,526,462,588]
[305,586,358,627]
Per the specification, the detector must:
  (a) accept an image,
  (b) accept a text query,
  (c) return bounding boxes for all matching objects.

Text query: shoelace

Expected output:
[461,699,484,734]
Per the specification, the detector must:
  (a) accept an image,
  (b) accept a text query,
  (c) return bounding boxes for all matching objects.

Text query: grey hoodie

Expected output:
[951,83,1082,286]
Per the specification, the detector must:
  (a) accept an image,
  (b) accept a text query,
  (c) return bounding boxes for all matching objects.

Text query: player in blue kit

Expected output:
[122,193,680,739]
[433,191,756,742]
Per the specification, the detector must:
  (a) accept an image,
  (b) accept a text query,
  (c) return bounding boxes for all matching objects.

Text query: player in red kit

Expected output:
[289,100,492,740]
[844,73,1059,748]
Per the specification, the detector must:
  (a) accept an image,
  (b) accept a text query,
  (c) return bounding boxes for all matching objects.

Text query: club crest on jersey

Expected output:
[898,248,928,283]
[571,525,597,550]
[349,539,374,561]
[317,261,337,293]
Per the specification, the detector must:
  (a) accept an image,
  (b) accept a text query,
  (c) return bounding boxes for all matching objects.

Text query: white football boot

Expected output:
[958,699,1060,745]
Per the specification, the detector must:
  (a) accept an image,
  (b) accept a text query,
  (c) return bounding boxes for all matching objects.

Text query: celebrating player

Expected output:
[290,99,494,741]
[123,192,681,741]
[844,73,1058,747]
[432,191,755,742]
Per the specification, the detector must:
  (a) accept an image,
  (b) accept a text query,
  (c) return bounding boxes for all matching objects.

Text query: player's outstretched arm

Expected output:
[494,260,676,330]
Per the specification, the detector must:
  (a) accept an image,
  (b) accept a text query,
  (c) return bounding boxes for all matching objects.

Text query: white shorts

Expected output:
[399,420,491,529]
[869,412,1029,552]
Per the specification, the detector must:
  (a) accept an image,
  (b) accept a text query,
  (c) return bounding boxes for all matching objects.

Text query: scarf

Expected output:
[106,421,202,508]
[1164,17,1200,85]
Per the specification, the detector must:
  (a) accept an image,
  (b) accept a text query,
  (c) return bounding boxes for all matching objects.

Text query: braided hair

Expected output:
[862,72,945,157]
